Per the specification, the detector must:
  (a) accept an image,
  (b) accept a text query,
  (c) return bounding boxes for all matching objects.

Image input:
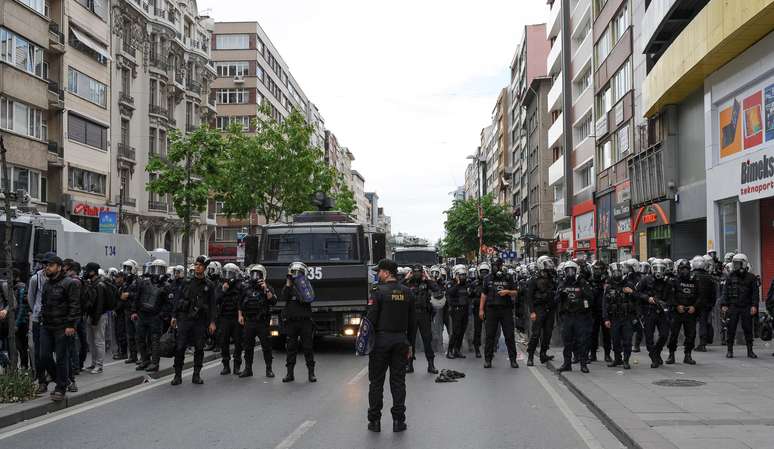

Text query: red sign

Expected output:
[616,231,633,247]
[208,244,236,257]
[72,202,113,218]
[643,213,658,224]
[556,240,570,253]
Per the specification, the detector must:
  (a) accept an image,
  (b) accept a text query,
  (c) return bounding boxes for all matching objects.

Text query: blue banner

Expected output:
[98,211,117,234]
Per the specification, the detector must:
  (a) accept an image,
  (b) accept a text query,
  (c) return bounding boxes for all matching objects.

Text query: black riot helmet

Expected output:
[677,259,691,280]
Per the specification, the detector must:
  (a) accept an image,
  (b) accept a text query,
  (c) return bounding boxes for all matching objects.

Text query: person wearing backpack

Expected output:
[83,263,109,374]
[64,260,88,392]
[130,259,167,373]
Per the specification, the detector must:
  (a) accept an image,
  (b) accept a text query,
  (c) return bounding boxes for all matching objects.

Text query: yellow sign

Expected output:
[707,239,714,251]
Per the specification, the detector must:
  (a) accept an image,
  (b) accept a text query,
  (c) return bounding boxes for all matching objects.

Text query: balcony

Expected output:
[47,81,64,111]
[149,55,168,72]
[47,141,64,167]
[119,91,134,107]
[547,0,560,39]
[548,112,563,149]
[187,80,202,95]
[186,123,198,133]
[548,74,563,113]
[595,115,608,139]
[121,41,136,58]
[548,155,564,186]
[115,195,137,208]
[48,23,65,54]
[547,32,561,76]
[553,199,569,222]
[117,143,136,162]
[149,104,169,118]
[148,200,167,211]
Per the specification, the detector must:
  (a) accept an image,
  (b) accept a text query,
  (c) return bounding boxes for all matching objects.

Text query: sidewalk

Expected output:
[0,350,220,430]
[546,343,774,449]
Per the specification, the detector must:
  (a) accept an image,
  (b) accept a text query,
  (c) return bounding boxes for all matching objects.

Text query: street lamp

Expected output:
[467,154,487,262]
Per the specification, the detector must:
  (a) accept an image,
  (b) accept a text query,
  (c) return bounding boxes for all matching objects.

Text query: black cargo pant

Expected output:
[411,310,434,361]
[174,318,206,374]
[698,304,715,345]
[610,317,634,361]
[527,306,555,356]
[285,318,315,368]
[449,305,468,353]
[726,305,754,347]
[589,311,612,357]
[472,304,484,349]
[643,312,670,356]
[368,333,409,423]
[243,315,272,370]
[667,311,697,353]
[125,311,137,358]
[113,310,128,355]
[484,305,517,362]
[561,312,592,366]
[136,313,162,365]
[219,316,243,368]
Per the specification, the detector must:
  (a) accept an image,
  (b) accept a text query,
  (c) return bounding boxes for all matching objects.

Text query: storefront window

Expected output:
[647,225,671,258]
[718,199,738,255]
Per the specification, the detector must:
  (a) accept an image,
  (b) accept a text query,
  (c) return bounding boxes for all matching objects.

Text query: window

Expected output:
[719,199,738,255]
[68,67,107,107]
[68,27,109,65]
[0,97,47,140]
[68,166,105,194]
[594,27,611,68]
[120,119,129,145]
[215,61,249,77]
[611,60,631,103]
[576,163,593,190]
[216,116,251,131]
[616,123,630,156]
[573,66,592,98]
[573,114,592,142]
[74,0,107,20]
[611,3,629,44]
[17,0,46,15]
[215,34,249,50]
[216,227,242,242]
[0,166,43,200]
[121,68,130,95]
[149,128,156,155]
[68,114,107,150]
[216,88,249,104]
[0,28,44,77]
[150,79,158,106]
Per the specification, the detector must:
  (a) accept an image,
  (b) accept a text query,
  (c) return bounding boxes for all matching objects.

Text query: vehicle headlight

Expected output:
[344,328,355,336]
[270,330,280,337]
[343,314,361,326]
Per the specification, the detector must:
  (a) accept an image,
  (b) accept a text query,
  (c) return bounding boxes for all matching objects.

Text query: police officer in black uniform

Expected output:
[636,259,673,368]
[171,256,217,385]
[721,253,759,359]
[693,256,717,351]
[623,259,643,353]
[525,256,557,366]
[588,260,612,363]
[556,261,593,373]
[665,259,701,365]
[603,262,636,369]
[218,263,244,375]
[479,258,519,369]
[281,261,316,383]
[444,265,473,359]
[133,259,168,373]
[403,264,441,374]
[239,264,276,378]
[471,262,491,358]
[367,259,416,433]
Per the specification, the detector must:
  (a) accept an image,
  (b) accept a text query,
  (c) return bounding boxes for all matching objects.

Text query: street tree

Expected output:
[442,194,514,257]
[215,104,354,222]
[146,126,223,264]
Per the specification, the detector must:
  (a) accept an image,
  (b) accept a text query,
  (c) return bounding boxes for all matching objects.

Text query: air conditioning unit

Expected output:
[233,75,244,83]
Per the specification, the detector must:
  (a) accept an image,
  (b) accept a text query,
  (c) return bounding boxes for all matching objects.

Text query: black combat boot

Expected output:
[474,347,481,358]
[171,368,182,386]
[454,349,466,359]
[136,360,150,371]
[527,352,535,367]
[604,352,612,363]
[557,364,572,373]
[622,358,631,370]
[145,362,159,372]
[406,359,414,373]
[124,352,138,364]
[665,351,676,365]
[367,421,381,433]
[649,352,660,368]
[446,350,455,359]
[483,359,492,369]
[510,358,519,369]
[607,357,622,368]
[427,359,438,374]
[695,344,707,352]
[220,362,231,375]
[393,421,407,433]
[684,352,696,365]
[726,346,734,358]
[539,352,554,363]
[282,365,295,383]
[233,361,241,376]
[747,342,758,359]
[308,365,317,383]
[266,363,275,378]
[191,370,204,385]
[239,367,253,378]
[588,351,597,362]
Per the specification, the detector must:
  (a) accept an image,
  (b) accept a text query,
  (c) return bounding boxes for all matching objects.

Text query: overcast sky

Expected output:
[198,0,548,242]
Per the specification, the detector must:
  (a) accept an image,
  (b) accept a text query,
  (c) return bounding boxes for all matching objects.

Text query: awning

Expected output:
[71,28,112,61]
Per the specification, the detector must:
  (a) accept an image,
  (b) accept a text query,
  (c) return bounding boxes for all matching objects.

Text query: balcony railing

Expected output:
[149,104,168,117]
[187,80,201,94]
[122,41,136,57]
[148,200,167,211]
[119,92,134,105]
[115,195,137,208]
[117,143,136,161]
[149,55,168,71]
[48,141,63,157]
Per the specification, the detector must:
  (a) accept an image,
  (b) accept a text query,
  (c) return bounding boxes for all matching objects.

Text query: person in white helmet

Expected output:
[720,254,759,359]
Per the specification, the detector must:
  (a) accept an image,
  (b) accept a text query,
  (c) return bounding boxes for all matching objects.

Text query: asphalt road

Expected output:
[0,340,624,449]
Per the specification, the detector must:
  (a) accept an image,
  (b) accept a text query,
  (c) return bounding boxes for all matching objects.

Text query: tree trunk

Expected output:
[183,153,191,265]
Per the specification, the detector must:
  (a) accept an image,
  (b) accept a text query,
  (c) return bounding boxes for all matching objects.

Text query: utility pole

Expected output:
[182,151,191,265]
[0,135,17,372]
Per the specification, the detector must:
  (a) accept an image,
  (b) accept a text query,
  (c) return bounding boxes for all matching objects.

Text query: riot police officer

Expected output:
[128,259,165,373]
[555,261,593,373]
[480,258,519,369]
[281,262,317,382]
[366,259,415,433]
[403,264,441,374]
[665,259,702,365]
[444,265,473,359]
[218,263,244,375]
[588,260,611,363]
[693,256,717,351]
[239,264,276,378]
[524,256,557,366]
[204,261,223,352]
[636,259,673,368]
[720,254,759,358]
[623,259,644,353]
[603,263,636,369]
[470,262,490,358]
[171,256,217,385]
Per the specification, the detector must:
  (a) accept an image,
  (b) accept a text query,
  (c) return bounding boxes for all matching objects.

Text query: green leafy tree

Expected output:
[216,105,354,222]
[442,194,514,257]
[146,126,223,264]
[331,175,356,214]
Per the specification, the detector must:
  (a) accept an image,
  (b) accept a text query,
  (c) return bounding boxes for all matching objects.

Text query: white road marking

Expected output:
[273,420,316,449]
[0,359,221,441]
[347,366,368,384]
[528,365,605,449]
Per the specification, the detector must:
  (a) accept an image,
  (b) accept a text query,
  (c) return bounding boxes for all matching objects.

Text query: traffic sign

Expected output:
[508,251,517,259]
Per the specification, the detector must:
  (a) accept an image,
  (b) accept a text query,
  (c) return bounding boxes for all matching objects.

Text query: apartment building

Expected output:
[351,169,367,225]
[110,0,216,262]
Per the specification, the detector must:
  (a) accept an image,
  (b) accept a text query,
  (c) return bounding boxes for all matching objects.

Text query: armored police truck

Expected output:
[392,245,439,267]
[246,211,386,338]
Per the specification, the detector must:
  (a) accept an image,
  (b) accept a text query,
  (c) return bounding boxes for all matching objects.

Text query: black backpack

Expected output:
[100,279,118,312]
[79,280,96,315]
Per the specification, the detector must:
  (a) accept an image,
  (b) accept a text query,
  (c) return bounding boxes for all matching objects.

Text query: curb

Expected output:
[545,359,643,449]
[0,352,219,430]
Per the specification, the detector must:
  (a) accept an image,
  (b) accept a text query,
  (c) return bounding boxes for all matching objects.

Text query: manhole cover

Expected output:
[653,379,706,387]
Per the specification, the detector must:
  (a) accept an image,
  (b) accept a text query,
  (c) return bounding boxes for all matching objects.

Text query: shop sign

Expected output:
[739,145,774,202]
[71,201,114,218]
[577,240,592,250]
[617,218,631,233]
[556,240,570,253]
[614,181,631,218]
[596,193,613,244]
[98,211,117,234]
[575,211,594,241]
[633,200,671,231]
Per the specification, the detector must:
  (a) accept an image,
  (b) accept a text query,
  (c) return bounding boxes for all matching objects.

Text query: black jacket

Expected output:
[177,276,216,322]
[483,271,517,307]
[721,271,760,308]
[602,279,637,320]
[555,277,592,315]
[524,274,556,313]
[671,274,703,310]
[84,276,111,325]
[366,280,416,344]
[130,277,165,316]
[240,280,276,318]
[218,280,243,319]
[445,279,475,308]
[402,278,441,313]
[281,284,312,320]
[41,272,81,329]
[636,275,674,315]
